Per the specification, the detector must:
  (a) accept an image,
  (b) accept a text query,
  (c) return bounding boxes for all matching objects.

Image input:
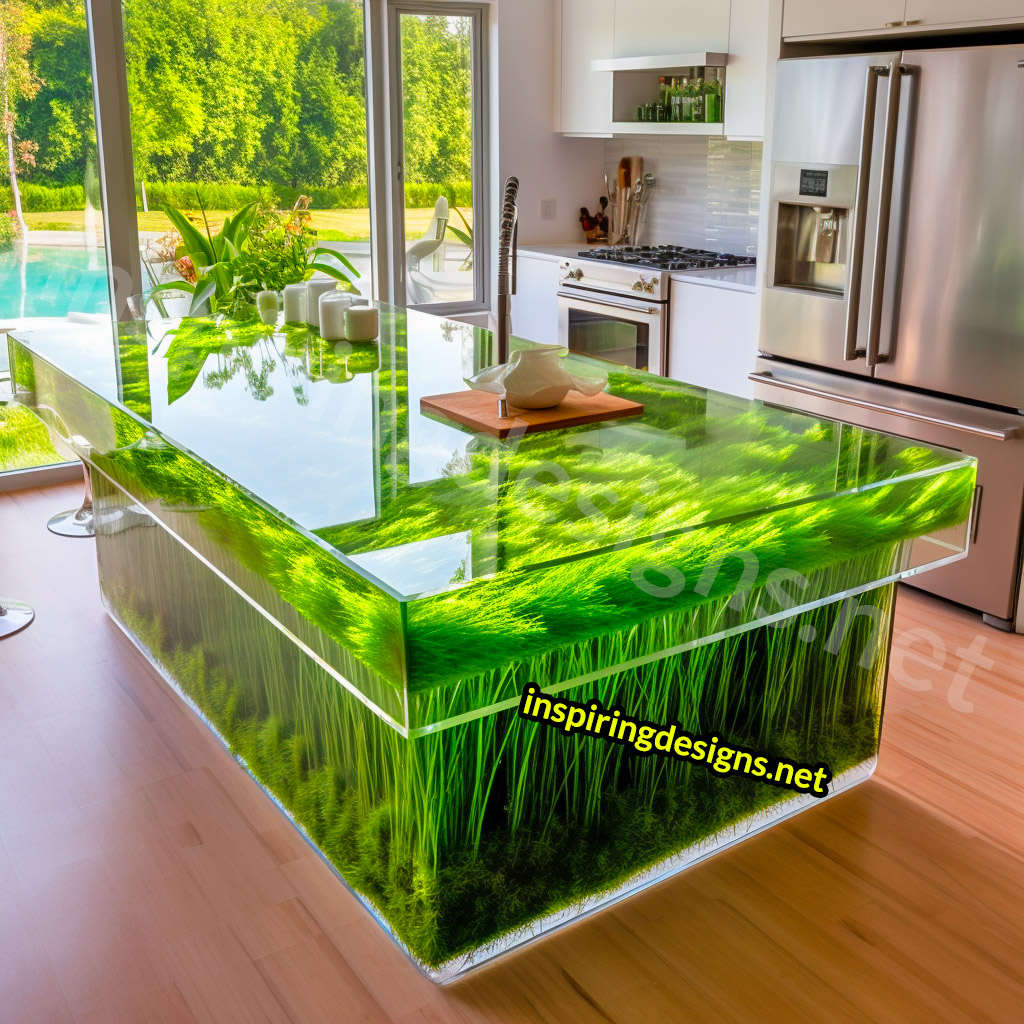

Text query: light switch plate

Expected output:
[540,199,556,220]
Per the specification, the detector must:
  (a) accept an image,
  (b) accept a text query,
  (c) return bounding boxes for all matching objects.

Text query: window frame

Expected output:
[380,0,490,317]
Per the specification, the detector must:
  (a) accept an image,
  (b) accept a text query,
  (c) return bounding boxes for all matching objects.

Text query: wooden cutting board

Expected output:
[420,389,644,439]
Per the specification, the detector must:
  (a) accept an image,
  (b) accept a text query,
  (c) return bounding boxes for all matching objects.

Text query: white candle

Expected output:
[344,303,379,342]
[256,290,279,326]
[306,280,337,329]
[319,292,355,341]
[282,283,307,323]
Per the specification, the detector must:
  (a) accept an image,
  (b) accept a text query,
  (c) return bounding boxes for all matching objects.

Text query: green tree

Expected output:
[399,14,472,184]
[10,0,475,205]
[0,0,40,238]
[21,0,94,184]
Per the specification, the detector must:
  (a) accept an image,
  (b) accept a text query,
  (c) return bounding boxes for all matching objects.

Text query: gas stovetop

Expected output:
[578,245,757,271]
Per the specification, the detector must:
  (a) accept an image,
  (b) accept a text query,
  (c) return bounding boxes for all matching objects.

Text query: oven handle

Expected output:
[749,371,1023,441]
[557,289,659,315]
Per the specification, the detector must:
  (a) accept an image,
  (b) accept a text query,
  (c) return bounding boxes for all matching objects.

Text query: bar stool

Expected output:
[47,458,94,537]
[0,599,34,639]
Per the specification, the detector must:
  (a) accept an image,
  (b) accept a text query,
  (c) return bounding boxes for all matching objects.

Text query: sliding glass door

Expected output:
[387,2,487,313]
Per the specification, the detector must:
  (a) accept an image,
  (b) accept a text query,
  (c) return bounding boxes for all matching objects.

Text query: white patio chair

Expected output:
[406,196,449,273]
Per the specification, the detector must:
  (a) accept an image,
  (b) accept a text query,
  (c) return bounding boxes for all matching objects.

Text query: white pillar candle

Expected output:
[344,303,379,342]
[282,283,307,323]
[319,291,356,341]
[256,290,279,326]
[306,280,337,329]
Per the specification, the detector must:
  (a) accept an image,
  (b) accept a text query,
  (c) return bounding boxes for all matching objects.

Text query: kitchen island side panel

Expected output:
[90,467,898,979]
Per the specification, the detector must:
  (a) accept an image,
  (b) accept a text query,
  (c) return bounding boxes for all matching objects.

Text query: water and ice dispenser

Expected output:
[771,165,856,295]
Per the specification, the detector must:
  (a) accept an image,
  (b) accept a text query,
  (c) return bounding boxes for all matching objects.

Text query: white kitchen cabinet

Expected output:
[613,1,731,58]
[557,0,614,135]
[783,0,1024,37]
[668,282,760,398]
[511,255,561,346]
[782,0,907,37]
[724,0,774,139]
[903,1,1024,28]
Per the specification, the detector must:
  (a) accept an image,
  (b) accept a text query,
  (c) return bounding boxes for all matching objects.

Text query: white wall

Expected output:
[493,0,605,244]
[603,136,762,253]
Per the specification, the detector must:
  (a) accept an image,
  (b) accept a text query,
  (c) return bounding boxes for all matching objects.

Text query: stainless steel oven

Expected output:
[556,258,670,375]
[557,288,668,375]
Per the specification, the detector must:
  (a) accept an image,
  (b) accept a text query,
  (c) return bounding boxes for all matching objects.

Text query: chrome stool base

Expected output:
[48,458,94,538]
[47,505,95,537]
[0,600,34,640]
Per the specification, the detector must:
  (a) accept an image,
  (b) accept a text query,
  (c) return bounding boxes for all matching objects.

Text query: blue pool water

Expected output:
[0,245,110,318]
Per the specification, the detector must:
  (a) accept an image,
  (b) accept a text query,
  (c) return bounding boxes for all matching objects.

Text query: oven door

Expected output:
[557,288,668,375]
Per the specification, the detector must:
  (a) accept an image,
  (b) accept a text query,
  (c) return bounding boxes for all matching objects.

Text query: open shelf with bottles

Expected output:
[591,53,728,136]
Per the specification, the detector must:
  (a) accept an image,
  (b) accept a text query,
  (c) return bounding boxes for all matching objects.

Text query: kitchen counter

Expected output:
[9,306,975,978]
[520,244,759,292]
[518,242,590,261]
[671,264,758,292]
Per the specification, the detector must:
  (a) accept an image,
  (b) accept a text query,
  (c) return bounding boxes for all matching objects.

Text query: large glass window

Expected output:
[390,3,485,311]
[1,0,107,475]
[1,0,493,477]
[123,0,373,302]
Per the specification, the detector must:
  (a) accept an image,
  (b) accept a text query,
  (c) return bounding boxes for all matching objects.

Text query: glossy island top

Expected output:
[9,305,976,727]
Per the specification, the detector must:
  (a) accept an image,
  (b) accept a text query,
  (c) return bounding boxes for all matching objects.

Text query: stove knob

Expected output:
[564,266,584,282]
[632,275,656,294]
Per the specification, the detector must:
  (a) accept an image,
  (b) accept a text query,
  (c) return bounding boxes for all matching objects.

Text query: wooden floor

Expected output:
[2,481,1023,1024]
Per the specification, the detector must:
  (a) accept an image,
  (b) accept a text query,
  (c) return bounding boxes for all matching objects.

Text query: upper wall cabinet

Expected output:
[902,1,1024,28]
[612,0,731,57]
[723,0,773,139]
[557,0,614,135]
[782,1,907,37]
[783,0,1024,38]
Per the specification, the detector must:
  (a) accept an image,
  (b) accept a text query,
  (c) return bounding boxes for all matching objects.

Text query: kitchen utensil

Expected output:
[616,158,630,245]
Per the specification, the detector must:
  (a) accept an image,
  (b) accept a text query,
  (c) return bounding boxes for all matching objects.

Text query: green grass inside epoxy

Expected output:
[109,561,890,969]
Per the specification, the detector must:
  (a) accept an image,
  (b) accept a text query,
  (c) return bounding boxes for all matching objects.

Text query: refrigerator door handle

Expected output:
[865,62,913,369]
[748,372,1024,441]
[843,65,887,362]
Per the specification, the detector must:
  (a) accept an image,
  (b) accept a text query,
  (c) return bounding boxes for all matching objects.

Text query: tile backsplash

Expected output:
[602,137,762,255]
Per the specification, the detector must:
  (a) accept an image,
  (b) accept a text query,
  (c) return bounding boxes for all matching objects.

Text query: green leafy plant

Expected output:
[148,197,359,318]
[440,182,473,269]
[0,209,16,251]
[236,197,358,293]
[148,199,260,317]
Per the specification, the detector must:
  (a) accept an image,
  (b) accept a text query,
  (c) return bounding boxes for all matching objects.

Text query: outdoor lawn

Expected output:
[23,207,473,244]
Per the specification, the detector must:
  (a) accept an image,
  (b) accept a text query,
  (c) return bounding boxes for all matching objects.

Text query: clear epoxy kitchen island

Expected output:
[9,307,976,979]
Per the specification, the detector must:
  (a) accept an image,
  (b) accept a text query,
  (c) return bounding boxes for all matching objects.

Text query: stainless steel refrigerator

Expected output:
[755,43,1024,632]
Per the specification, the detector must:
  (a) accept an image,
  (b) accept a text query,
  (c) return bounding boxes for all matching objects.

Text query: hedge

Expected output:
[0,182,87,212]
[2,179,474,213]
[141,181,275,210]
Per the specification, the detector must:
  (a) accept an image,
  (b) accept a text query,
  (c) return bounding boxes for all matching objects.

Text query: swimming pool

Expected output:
[0,245,110,319]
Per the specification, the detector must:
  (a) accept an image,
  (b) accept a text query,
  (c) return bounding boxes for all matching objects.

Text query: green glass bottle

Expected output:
[704,68,723,123]
[692,72,705,123]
